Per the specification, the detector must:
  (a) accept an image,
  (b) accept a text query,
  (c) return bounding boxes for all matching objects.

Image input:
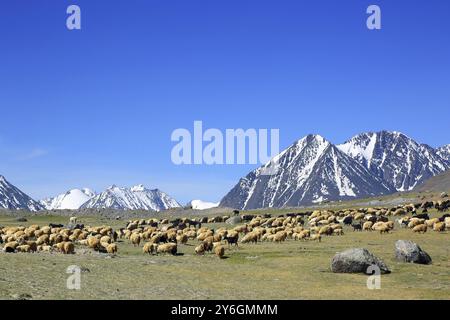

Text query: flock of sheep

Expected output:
[0,199,448,258]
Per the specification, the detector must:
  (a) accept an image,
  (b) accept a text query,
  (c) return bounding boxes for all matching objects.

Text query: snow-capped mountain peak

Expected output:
[220,134,393,210]
[337,131,450,191]
[40,188,96,210]
[81,184,181,211]
[0,175,43,211]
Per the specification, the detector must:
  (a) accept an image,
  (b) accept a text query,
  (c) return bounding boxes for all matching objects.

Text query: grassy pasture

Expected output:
[0,212,449,300]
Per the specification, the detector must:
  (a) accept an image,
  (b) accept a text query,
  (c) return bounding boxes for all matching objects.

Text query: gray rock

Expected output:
[331,248,390,274]
[395,240,432,265]
[226,216,242,225]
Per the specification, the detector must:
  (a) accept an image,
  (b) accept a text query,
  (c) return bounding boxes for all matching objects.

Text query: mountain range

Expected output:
[80,184,181,211]
[220,131,450,210]
[0,178,181,212]
[1,130,449,212]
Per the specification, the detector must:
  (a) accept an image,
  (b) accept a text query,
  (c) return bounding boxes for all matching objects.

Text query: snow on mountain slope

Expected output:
[187,200,219,210]
[338,131,450,191]
[40,188,96,210]
[81,184,181,211]
[220,134,394,210]
[437,144,450,162]
[0,175,43,211]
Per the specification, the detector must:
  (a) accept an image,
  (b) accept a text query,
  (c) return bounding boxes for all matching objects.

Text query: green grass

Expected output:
[0,214,449,300]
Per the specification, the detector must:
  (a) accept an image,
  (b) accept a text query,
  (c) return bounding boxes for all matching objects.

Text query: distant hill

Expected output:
[414,170,450,193]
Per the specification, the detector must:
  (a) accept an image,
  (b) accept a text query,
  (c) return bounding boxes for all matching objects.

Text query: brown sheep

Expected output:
[36,234,49,245]
[318,226,333,236]
[87,236,100,250]
[214,245,225,259]
[195,243,206,255]
[426,218,440,228]
[363,221,373,231]
[273,231,287,243]
[412,224,427,233]
[433,222,445,232]
[241,232,258,244]
[130,233,141,247]
[156,243,177,255]
[143,242,154,255]
[62,242,75,254]
[176,234,188,244]
[310,234,321,242]
[106,243,118,254]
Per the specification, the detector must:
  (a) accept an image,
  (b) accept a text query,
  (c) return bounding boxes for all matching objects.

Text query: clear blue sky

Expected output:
[0,0,449,203]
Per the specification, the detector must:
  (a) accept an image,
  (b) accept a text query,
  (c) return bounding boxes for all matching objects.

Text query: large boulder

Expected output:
[331,248,390,274]
[226,216,242,225]
[394,240,432,265]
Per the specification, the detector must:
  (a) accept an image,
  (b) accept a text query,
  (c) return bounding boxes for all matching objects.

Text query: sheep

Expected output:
[62,242,75,254]
[3,241,19,252]
[197,231,213,242]
[270,231,285,243]
[241,232,258,244]
[176,234,188,244]
[202,240,214,252]
[298,230,310,240]
[433,222,445,232]
[26,241,38,252]
[426,218,440,228]
[100,235,112,244]
[310,234,321,242]
[214,245,225,259]
[69,216,78,224]
[412,224,427,234]
[87,236,100,250]
[106,243,118,254]
[363,221,373,231]
[39,245,53,252]
[333,229,344,236]
[408,218,425,229]
[195,243,206,255]
[130,233,141,247]
[318,226,333,236]
[156,243,177,255]
[234,225,248,234]
[445,217,450,230]
[373,223,390,234]
[143,242,154,255]
[16,245,31,253]
[36,234,49,245]
[385,221,394,230]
